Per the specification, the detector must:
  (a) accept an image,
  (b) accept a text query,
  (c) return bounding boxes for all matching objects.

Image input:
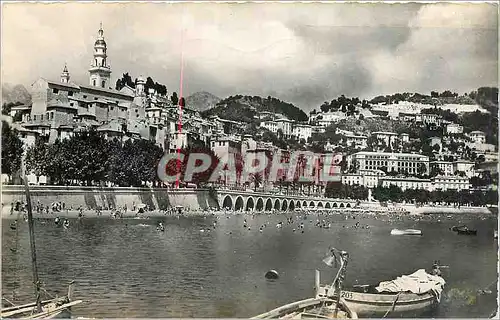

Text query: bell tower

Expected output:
[60,63,70,83]
[89,23,111,88]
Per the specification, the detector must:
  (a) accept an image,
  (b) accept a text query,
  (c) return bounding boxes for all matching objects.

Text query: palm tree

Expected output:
[251,172,263,192]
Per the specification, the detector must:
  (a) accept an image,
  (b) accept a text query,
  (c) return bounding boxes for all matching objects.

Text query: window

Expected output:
[101,81,105,88]
[70,103,74,107]
[68,91,73,96]
[110,107,114,111]
[83,95,87,99]
[52,88,59,94]
[93,80,96,86]
[94,97,98,101]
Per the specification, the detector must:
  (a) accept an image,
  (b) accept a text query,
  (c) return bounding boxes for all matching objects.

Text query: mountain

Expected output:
[201,95,308,123]
[185,91,221,112]
[2,83,31,105]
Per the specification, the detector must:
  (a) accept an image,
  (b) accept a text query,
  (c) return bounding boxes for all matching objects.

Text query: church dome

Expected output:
[95,39,106,46]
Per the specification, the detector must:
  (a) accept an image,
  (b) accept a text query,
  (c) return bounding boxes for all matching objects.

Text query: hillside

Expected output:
[472,87,498,115]
[201,95,308,123]
[2,83,31,105]
[185,91,221,112]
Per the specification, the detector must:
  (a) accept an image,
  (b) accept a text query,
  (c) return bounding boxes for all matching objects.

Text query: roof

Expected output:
[380,176,432,182]
[79,84,134,98]
[57,124,76,130]
[354,151,428,158]
[11,104,32,111]
[97,121,123,133]
[372,131,398,135]
[44,79,80,89]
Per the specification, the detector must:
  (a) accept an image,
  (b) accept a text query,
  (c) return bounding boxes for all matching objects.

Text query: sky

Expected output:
[1,2,498,111]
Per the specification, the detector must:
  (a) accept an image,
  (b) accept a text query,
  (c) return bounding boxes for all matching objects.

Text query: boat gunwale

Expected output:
[252,297,356,319]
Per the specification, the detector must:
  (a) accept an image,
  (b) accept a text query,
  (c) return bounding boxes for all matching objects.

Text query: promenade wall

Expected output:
[1,185,218,215]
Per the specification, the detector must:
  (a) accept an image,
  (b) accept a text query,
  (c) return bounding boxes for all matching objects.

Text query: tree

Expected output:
[417,163,427,177]
[320,102,329,113]
[251,172,263,191]
[115,73,135,90]
[171,92,179,105]
[1,121,23,182]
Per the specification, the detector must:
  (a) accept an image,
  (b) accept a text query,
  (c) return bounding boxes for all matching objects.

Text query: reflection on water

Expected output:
[2,213,498,318]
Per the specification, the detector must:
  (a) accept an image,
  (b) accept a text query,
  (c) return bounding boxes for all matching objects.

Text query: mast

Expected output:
[331,251,349,317]
[24,176,42,313]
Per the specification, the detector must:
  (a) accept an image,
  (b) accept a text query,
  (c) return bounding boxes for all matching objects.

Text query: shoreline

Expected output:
[1,205,495,220]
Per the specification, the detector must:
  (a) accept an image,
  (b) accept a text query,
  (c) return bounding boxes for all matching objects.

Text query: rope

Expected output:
[41,286,55,299]
[381,292,402,318]
[2,297,17,307]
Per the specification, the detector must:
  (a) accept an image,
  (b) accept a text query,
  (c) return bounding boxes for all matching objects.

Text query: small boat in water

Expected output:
[253,250,357,319]
[450,225,477,235]
[390,229,422,236]
[337,266,445,318]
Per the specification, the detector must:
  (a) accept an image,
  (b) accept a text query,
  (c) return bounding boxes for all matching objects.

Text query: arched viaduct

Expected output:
[217,190,357,212]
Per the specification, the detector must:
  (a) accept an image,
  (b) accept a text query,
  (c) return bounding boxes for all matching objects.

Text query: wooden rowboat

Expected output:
[336,286,438,318]
[252,297,357,319]
[253,249,357,319]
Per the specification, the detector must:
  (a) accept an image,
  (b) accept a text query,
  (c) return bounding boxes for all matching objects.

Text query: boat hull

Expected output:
[252,297,358,319]
[390,229,422,236]
[340,290,438,317]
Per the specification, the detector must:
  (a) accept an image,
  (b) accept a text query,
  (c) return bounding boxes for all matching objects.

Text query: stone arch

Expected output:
[340,203,345,208]
[256,198,264,211]
[222,195,233,209]
[235,196,244,211]
[317,202,324,208]
[333,203,338,208]
[289,201,295,211]
[281,199,288,211]
[309,201,315,208]
[325,203,331,209]
[296,200,301,208]
[346,203,351,208]
[303,201,308,207]
[246,197,255,211]
[265,199,273,211]
[274,199,281,210]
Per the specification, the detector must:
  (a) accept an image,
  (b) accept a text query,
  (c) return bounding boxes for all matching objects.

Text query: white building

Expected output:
[311,111,346,127]
[292,123,312,142]
[210,135,241,162]
[400,133,410,143]
[379,176,432,191]
[468,130,486,144]
[348,151,430,175]
[342,170,384,188]
[446,123,464,134]
[372,131,398,146]
[260,120,278,134]
[343,134,368,149]
[433,175,470,191]
[430,160,454,176]
[453,160,476,178]
[275,118,294,138]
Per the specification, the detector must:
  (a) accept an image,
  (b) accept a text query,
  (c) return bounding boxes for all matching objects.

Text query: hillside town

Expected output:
[1,25,498,206]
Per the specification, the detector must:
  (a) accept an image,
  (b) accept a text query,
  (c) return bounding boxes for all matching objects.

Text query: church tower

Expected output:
[60,64,70,83]
[89,23,111,88]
